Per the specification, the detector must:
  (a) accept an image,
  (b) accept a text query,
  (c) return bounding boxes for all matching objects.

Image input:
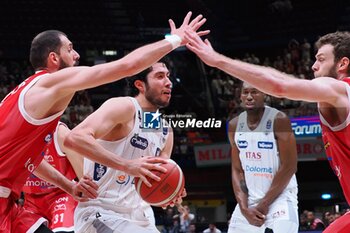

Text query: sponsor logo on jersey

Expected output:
[245,151,262,160]
[237,140,248,148]
[25,158,35,173]
[25,179,52,188]
[272,209,286,219]
[55,197,69,203]
[245,165,273,174]
[257,141,273,149]
[44,155,54,163]
[44,133,52,143]
[53,204,66,212]
[130,134,148,150]
[116,174,131,185]
[93,163,107,181]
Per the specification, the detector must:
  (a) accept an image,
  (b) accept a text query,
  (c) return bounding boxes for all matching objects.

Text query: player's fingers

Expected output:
[146,156,168,164]
[197,30,211,37]
[148,163,167,173]
[185,43,200,54]
[204,38,212,46]
[76,196,90,202]
[181,188,187,197]
[168,19,176,32]
[82,176,99,190]
[192,17,206,31]
[175,196,183,204]
[185,30,203,44]
[140,174,152,187]
[145,168,161,182]
[78,181,98,198]
[182,11,192,26]
[189,14,203,27]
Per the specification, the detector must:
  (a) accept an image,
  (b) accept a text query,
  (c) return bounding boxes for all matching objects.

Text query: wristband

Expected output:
[165,34,182,49]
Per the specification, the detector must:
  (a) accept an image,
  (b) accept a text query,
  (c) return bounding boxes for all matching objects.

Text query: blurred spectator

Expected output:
[202,223,222,233]
[299,210,309,231]
[177,205,195,233]
[306,211,325,230]
[301,38,311,61]
[162,207,176,233]
[188,223,196,233]
[322,211,335,227]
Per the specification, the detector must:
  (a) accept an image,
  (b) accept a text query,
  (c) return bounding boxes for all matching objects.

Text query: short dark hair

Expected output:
[315,31,350,73]
[127,60,168,97]
[29,30,66,70]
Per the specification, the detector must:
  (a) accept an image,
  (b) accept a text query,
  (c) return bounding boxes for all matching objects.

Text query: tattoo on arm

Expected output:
[240,179,248,194]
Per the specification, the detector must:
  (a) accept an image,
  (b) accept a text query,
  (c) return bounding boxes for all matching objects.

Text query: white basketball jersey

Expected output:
[76,97,169,212]
[234,106,297,205]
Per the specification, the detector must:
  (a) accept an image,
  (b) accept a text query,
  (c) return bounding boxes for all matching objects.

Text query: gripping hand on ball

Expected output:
[126,156,168,187]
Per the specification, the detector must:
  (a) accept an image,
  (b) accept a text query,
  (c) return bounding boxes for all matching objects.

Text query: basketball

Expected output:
[134,159,185,207]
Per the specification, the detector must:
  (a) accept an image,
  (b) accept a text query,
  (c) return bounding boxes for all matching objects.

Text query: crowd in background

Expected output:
[0,37,346,232]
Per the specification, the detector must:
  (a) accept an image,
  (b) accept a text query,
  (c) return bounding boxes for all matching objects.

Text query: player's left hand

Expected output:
[169,11,210,46]
[70,175,99,202]
[161,188,187,209]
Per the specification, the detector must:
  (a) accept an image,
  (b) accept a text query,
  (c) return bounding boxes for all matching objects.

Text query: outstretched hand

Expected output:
[184,29,219,67]
[125,156,168,187]
[71,175,99,202]
[169,11,210,46]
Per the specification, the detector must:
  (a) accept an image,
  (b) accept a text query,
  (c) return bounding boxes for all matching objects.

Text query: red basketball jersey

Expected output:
[320,78,350,204]
[23,123,77,194]
[0,71,61,198]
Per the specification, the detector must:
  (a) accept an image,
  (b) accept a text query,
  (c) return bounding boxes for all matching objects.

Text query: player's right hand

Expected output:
[71,175,99,202]
[125,156,168,187]
[242,207,266,227]
[184,29,219,68]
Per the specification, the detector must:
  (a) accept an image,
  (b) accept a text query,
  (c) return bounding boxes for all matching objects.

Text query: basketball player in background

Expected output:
[227,82,298,233]
[185,29,350,233]
[0,12,208,232]
[64,61,180,233]
[23,122,79,233]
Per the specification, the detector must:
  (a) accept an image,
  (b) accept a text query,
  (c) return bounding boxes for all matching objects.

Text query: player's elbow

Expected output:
[64,130,84,152]
[271,84,286,98]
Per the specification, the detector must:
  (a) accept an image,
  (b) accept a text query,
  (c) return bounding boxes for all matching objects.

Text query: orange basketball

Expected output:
[134,159,185,207]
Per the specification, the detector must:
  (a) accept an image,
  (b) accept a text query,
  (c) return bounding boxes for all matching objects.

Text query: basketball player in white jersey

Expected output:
[64,61,181,233]
[227,82,298,233]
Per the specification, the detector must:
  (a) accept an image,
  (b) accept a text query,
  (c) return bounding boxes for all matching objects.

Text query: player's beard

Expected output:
[58,58,79,69]
[315,63,338,78]
[144,85,170,108]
